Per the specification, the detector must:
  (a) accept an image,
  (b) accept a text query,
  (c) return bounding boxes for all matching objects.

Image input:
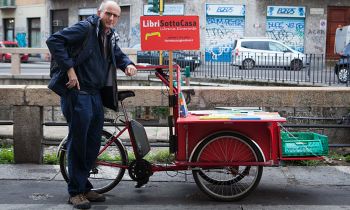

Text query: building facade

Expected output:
[1,0,350,60]
[0,0,46,47]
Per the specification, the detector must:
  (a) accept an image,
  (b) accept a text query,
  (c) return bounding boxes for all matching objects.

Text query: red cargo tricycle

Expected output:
[58,65,325,201]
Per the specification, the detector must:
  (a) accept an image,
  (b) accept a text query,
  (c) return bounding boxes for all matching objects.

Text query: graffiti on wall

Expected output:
[115,20,131,48]
[266,18,305,52]
[206,16,244,62]
[15,33,27,47]
[308,29,326,53]
[205,4,245,62]
[131,23,141,47]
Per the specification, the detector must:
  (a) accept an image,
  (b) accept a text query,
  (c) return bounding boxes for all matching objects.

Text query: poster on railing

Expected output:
[140,16,200,50]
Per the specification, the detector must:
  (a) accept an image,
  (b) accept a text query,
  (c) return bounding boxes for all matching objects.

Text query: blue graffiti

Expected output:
[15,33,27,47]
[205,46,232,62]
[216,7,233,13]
[266,19,305,53]
[296,23,304,30]
[298,8,305,16]
[241,5,245,16]
[207,17,244,27]
[277,8,295,15]
[268,7,274,16]
[267,21,283,29]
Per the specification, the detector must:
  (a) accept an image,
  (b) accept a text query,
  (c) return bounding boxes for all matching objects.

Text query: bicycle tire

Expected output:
[191,131,263,201]
[59,129,127,194]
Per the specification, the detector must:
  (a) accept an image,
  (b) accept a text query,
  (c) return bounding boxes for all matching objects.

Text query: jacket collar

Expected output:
[86,15,115,37]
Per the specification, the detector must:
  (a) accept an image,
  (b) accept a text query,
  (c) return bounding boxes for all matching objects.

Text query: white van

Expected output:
[334,25,350,83]
[231,38,309,70]
[334,25,350,55]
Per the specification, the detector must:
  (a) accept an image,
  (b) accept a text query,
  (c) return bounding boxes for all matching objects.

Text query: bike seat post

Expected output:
[119,100,130,122]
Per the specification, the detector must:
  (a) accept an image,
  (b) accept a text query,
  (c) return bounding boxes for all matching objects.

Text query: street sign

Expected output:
[140,16,200,51]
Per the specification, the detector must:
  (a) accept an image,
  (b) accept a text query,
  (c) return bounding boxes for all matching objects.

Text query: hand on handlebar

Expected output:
[125,65,137,76]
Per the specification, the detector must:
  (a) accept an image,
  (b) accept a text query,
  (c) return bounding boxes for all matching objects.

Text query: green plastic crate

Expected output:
[281,132,329,157]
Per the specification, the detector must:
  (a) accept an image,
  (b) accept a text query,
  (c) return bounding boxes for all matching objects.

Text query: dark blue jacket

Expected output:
[46,15,134,110]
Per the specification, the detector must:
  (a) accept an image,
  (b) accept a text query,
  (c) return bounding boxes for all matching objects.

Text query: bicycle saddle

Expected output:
[118,91,135,101]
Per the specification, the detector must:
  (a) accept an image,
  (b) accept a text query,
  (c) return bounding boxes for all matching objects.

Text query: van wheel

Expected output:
[337,67,349,83]
[242,59,255,70]
[290,59,303,71]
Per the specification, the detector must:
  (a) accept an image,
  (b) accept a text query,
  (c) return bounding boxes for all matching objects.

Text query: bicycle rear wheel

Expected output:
[191,131,263,201]
[59,130,127,194]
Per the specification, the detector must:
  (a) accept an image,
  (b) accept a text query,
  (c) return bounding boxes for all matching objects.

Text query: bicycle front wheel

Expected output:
[191,131,264,201]
[59,130,127,194]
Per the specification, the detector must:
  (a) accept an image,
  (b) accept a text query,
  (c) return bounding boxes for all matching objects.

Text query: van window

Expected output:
[269,42,289,52]
[241,41,268,50]
[342,43,350,56]
[232,40,237,49]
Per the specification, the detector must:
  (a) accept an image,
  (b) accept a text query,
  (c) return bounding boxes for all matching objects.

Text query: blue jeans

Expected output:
[61,90,104,196]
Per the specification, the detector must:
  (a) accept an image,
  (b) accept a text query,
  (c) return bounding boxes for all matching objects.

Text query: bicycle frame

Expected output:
[96,65,186,172]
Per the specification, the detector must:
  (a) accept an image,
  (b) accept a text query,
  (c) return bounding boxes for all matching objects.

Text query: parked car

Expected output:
[231,38,309,70]
[132,44,201,72]
[0,41,29,63]
[334,43,350,83]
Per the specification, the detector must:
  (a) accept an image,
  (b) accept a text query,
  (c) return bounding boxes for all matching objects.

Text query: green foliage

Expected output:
[145,149,174,163]
[128,152,136,162]
[43,153,58,164]
[328,151,344,160]
[0,148,14,164]
[284,160,323,166]
[345,155,350,163]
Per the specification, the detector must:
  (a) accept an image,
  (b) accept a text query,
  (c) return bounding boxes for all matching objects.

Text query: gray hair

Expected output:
[98,0,118,11]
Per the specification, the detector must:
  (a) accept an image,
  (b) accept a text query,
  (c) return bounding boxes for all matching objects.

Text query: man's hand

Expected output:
[66,68,80,90]
[125,65,137,76]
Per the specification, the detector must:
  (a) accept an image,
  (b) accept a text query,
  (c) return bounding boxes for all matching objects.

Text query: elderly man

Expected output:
[46,1,137,209]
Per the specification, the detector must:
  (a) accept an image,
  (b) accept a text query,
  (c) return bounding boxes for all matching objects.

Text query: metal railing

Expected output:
[134,50,348,87]
[191,52,349,87]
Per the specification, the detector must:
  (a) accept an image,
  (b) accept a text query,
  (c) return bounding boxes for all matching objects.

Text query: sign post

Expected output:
[159,0,163,66]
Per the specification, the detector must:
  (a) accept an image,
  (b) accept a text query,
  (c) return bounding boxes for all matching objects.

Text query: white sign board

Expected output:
[79,8,97,16]
[310,8,324,15]
[267,6,306,18]
[206,4,245,16]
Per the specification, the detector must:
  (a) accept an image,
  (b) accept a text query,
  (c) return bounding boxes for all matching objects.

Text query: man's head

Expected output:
[97,0,121,31]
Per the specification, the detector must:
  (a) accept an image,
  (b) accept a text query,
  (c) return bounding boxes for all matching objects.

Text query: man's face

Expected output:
[98,2,121,30]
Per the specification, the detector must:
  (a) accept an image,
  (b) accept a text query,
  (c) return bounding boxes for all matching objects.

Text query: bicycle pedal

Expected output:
[135,178,149,188]
[135,182,146,188]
